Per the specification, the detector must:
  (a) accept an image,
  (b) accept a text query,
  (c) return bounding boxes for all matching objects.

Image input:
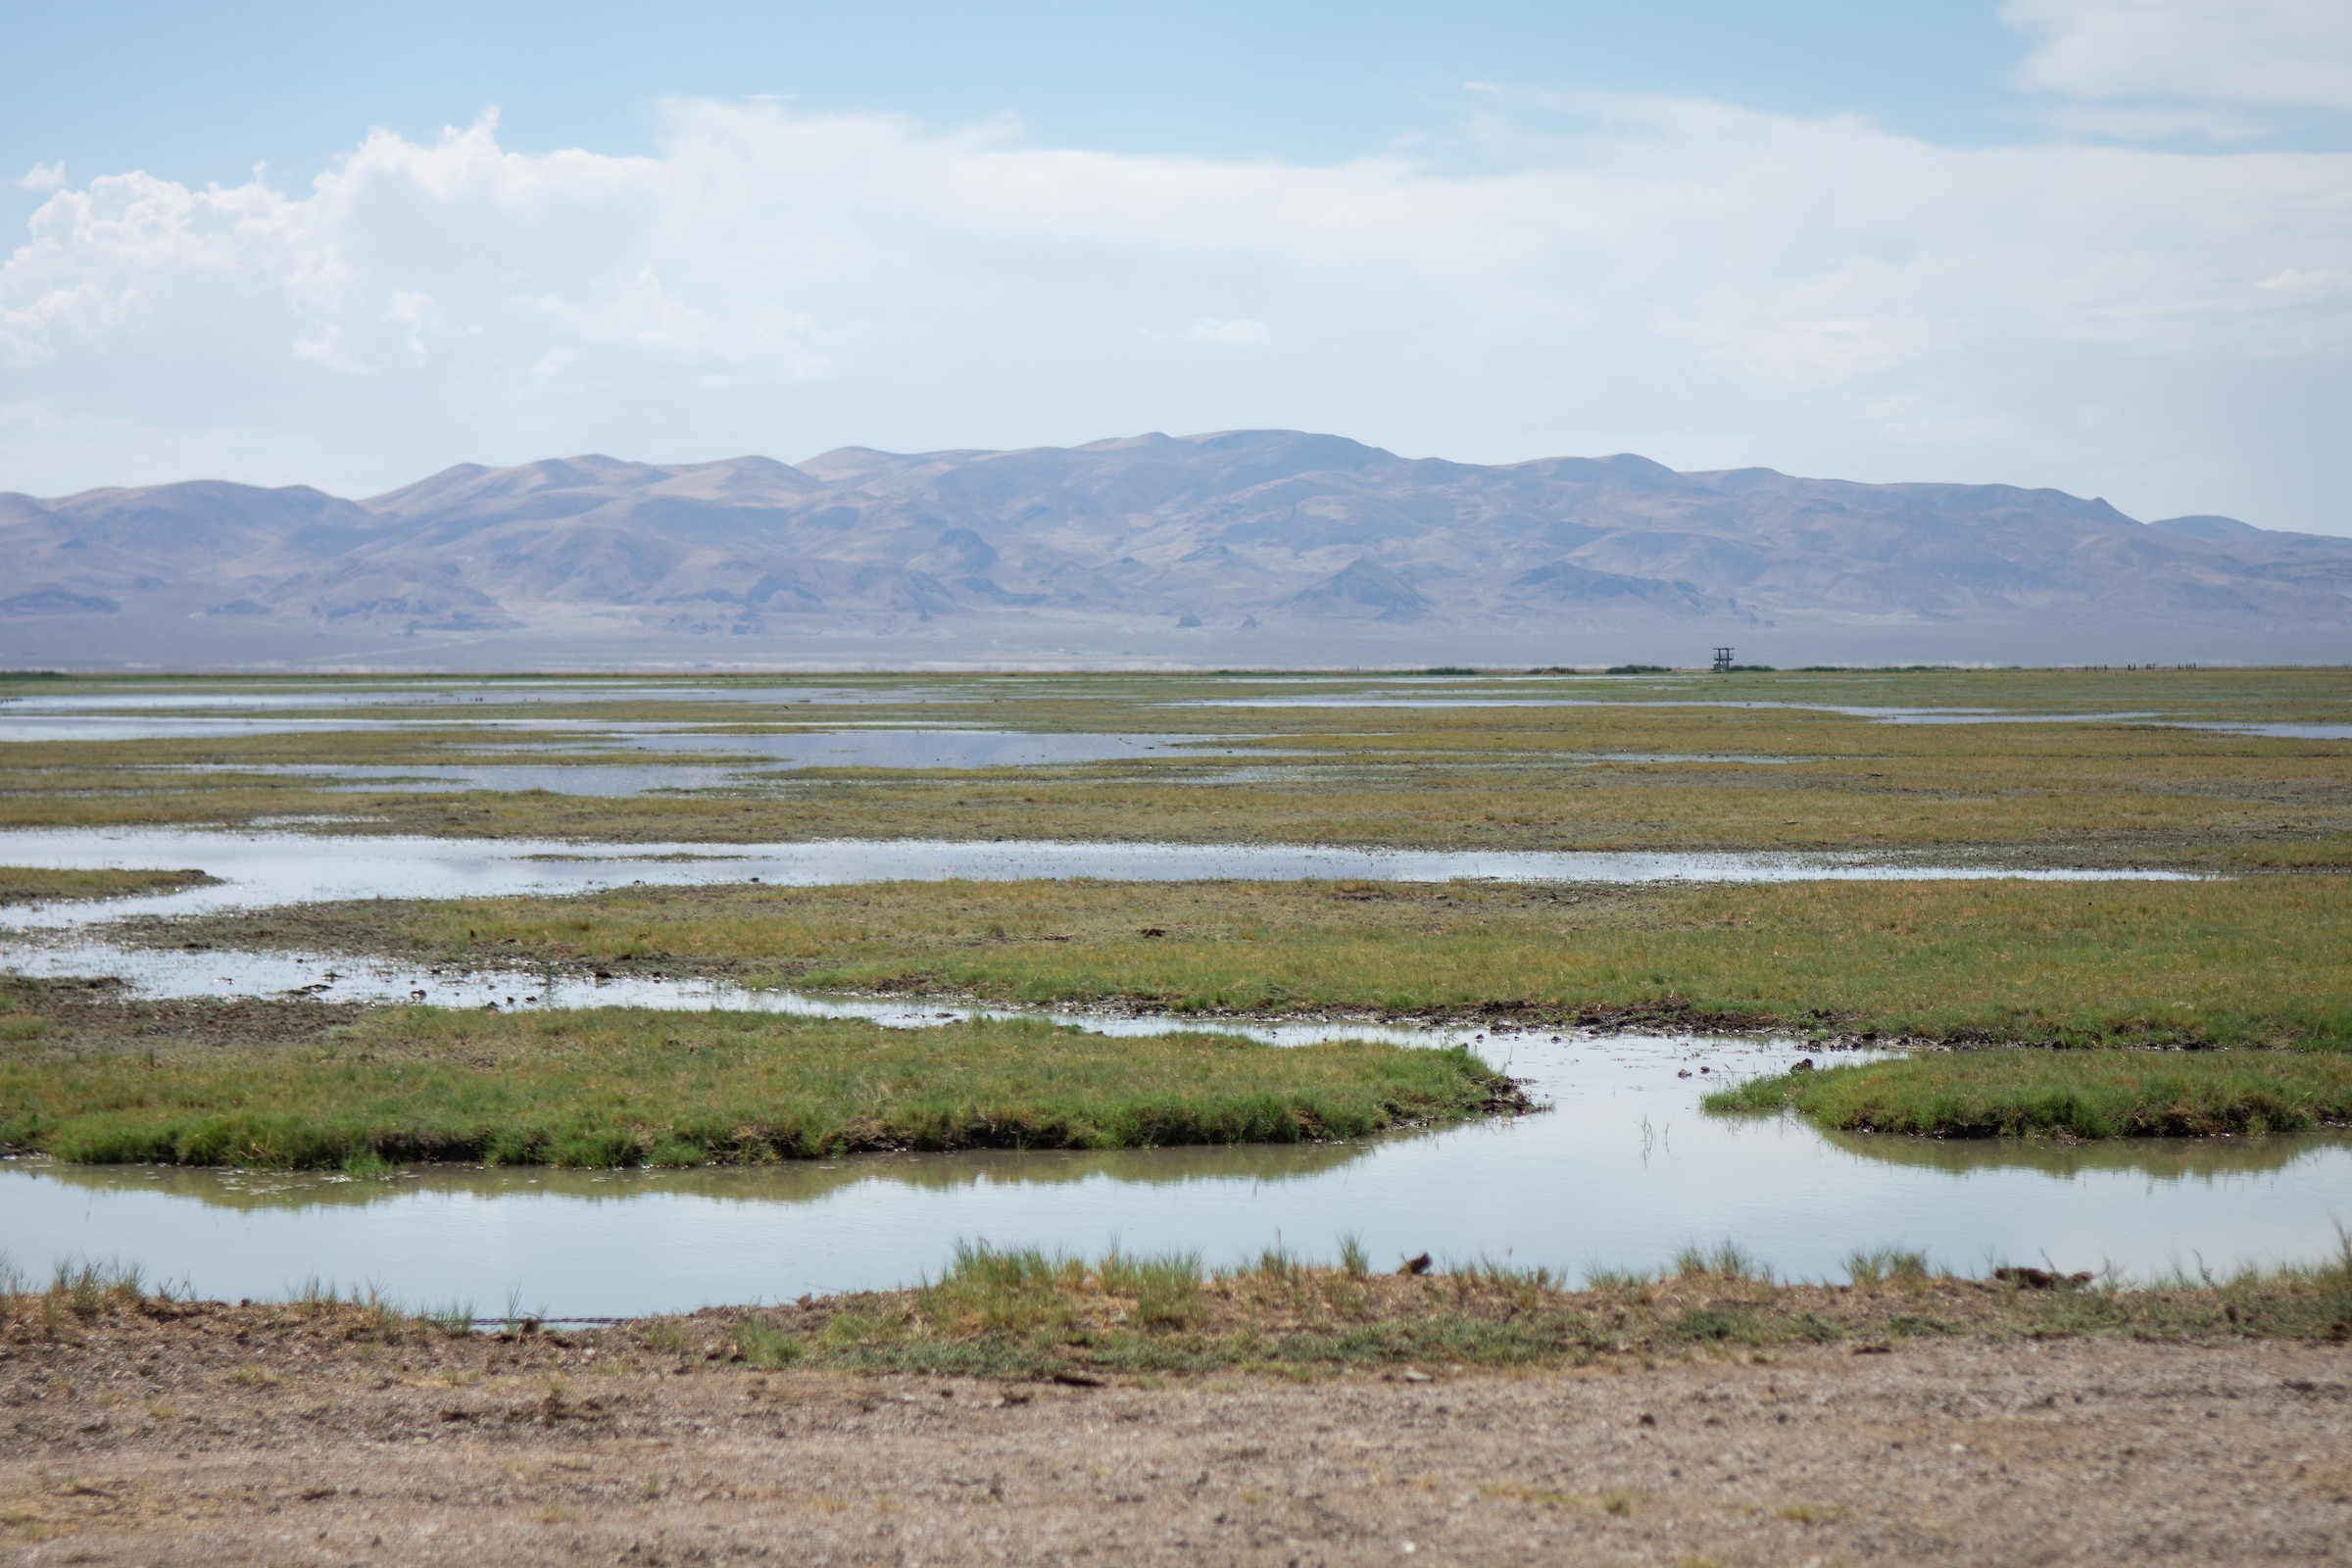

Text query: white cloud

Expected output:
[7,98,2338,377]
[16,162,66,192]
[2004,0,2352,109]
[2258,267,2352,299]
[2040,105,2272,141]
[0,96,2346,527]
[0,399,368,498]
[1188,317,1270,347]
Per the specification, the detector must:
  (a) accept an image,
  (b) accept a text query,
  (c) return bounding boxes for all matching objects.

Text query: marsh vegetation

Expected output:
[0,980,1521,1169]
[152,873,2352,1052]
[13,1233,2349,1383]
[5,666,2347,868]
[6,666,2350,1184]
[0,866,218,905]
[1711,1049,2352,1139]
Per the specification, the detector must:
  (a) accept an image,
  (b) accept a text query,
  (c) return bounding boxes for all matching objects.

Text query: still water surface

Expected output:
[128,730,1279,797]
[6,1030,2343,1316]
[0,828,2201,929]
[0,802,2314,1315]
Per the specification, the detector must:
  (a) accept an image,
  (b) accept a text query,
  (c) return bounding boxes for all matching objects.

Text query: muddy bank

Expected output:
[3,1297,2347,1564]
[0,975,368,1050]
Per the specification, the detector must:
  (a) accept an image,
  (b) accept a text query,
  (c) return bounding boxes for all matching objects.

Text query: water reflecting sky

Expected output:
[7,1033,2343,1316]
[0,828,2202,930]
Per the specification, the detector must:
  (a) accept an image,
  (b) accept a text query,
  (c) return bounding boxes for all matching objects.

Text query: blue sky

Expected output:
[4,1,2348,530]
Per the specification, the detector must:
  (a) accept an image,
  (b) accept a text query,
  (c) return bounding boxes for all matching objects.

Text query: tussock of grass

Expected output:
[1674,1240,1770,1283]
[1710,1051,2352,1139]
[1843,1247,1931,1289]
[0,1253,172,1339]
[0,1250,474,1344]
[0,1004,1521,1169]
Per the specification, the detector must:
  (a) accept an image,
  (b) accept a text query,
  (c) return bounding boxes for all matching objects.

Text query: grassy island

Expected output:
[0,984,1525,1169]
[149,873,2352,1052]
[1707,1050,2352,1140]
[0,866,218,905]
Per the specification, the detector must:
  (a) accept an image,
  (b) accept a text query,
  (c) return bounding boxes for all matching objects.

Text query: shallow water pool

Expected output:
[6,1030,2343,1316]
[0,828,2203,929]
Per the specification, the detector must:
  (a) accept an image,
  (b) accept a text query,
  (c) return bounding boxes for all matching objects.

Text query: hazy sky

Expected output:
[3,1,2347,531]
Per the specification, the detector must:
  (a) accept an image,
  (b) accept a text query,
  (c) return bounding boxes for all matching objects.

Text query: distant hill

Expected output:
[2146,514,2264,542]
[4,431,2346,668]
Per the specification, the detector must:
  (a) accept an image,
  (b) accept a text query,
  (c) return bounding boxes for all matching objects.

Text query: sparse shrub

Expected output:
[1844,1246,1931,1291]
[915,1241,1086,1336]
[1099,1249,1203,1328]
[1250,1241,1298,1283]
[1673,1240,1768,1284]
[1663,1305,1761,1344]
[818,1306,909,1349]
[1581,1263,1650,1293]
[419,1298,477,1336]
[732,1316,805,1368]
[1448,1253,1561,1306]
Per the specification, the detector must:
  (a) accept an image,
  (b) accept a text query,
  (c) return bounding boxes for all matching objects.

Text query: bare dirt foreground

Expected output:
[4,1307,2348,1567]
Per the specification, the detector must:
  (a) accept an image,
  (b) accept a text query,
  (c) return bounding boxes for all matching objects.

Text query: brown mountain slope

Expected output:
[4,430,2344,667]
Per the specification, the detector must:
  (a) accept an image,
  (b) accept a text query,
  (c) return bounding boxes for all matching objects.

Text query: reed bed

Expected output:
[164,873,2352,1051]
[1709,1050,2352,1139]
[0,1004,1519,1169]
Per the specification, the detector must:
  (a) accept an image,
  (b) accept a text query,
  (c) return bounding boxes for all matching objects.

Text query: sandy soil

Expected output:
[4,1304,2347,1565]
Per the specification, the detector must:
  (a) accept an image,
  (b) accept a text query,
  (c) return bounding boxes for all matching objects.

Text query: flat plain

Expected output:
[8,665,2349,1155]
[4,665,2350,1563]
[4,1258,2350,1565]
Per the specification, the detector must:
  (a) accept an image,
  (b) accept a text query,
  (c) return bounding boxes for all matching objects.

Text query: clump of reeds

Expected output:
[6,1008,1517,1170]
[1673,1239,1770,1284]
[1843,1247,1932,1292]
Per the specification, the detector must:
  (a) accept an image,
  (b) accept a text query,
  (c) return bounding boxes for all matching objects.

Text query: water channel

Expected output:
[0,821,2332,1315]
[7,1021,2344,1316]
[0,828,2202,930]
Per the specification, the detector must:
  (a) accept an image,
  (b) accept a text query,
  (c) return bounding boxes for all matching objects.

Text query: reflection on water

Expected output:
[1817,1126,2341,1181]
[1180,696,2177,722]
[1178,696,2351,738]
[8,1033,2347,1315]
[0,681,964,721]
[142,729,1280,798]
[0,940,1483,1054]
[615,730,1279,770]
[23,1138,1383,1215]
[161,763,760,798]
[0,828,2203,928]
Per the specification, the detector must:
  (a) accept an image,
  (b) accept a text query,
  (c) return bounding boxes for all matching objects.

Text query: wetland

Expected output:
[4,666,2350,1314]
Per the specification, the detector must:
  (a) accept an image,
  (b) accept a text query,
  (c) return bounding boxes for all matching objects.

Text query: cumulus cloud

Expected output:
[16,162,66,192]
[7,99,2339,376]
[0,96,2346,525]
[2004,0,2352,109]
[1189,317,1271,347]
[2258,268,2352,299]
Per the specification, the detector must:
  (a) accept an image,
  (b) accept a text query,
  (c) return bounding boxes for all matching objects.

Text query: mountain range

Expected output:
[4,430,2346,668]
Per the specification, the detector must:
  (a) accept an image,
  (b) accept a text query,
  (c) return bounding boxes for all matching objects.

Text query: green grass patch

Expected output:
[4,668,2348,869]
[696,1232,2352,1379]
[0,1002,1520,1169]
[167,872,2352,1051]
[17,1234,2352,1383]
[0,866,218,905]
[1709,1050,2352,1138]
